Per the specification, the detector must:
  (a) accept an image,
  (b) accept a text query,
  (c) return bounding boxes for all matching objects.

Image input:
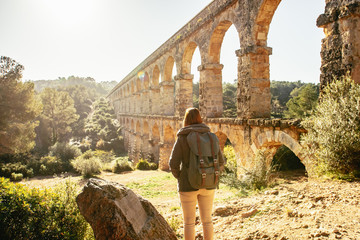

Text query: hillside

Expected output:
[22,170,360,240]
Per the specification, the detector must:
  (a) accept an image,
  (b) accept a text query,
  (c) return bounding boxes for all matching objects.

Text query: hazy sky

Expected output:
[0,0,325,84]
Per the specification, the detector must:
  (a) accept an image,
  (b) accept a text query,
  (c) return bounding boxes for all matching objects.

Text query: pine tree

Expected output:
[39,88,79,145]
[0,56,42,154]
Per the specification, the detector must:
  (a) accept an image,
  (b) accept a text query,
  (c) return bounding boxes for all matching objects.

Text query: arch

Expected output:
[152,123,160,141]
[152,65,160,86]
[131,81,135,94]
[163,56,175,82]
[255,0,281,46]
[182,42,198,74]
[208,20,234,63]
[136,77,142,92]
[164,125,175,144]
[144,72,150,89]
[130,120,134,131]
[252,130,304,163]
[143,121,149,137]
[136,121,141,133]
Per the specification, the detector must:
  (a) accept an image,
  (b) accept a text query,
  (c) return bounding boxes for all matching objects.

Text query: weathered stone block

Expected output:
[76,178,177,240]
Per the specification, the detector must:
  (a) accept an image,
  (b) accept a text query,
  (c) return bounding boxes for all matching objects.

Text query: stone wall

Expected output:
[317,0,360,88]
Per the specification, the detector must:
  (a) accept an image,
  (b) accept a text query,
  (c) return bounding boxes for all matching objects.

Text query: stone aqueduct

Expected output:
[108,0,360,176]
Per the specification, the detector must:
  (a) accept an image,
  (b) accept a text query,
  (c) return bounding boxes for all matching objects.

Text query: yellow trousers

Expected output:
[179,189,215,240]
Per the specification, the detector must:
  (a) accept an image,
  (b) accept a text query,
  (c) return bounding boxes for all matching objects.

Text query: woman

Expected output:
[169,107,224,240]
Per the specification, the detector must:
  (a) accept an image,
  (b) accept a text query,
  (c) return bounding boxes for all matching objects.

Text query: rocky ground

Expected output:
[23,171,360,240]
[209,176,360,240]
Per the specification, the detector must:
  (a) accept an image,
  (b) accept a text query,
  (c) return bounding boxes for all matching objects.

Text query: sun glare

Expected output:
[39,0,97,28]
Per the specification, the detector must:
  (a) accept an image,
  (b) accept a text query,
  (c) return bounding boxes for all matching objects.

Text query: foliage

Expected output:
[85,98,124,154]
[270,81,306,118]
[49,142,82,172]
[112,157,133,173]
[135,159,152,170]
[220,145,243,189]
[59,85,98,139]
[71,150,102,177]
[33,75,117,97]
[38,156,64,175]
[223,145,237,174]
[193,82,199,109]
[92,150,115,163]
[0,162,34,179]
[301,75,360,176]
[0,56,42,154]
[167,215,182,233]
[0,177,90,240]
[284,84,319,118]
[222,82,237,118]
[38,88,79,146]
[242,149,276,190]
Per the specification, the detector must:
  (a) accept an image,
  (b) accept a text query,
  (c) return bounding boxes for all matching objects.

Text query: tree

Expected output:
[270,80,305,117]
[59,85,98,139]
[38,88,79,145]
[85,98,123,154]
[222,82,237,118]
[284,84,319,118]
[0,56,42,154]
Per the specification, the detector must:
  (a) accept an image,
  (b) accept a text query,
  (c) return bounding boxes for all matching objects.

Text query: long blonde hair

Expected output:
[183,108,203,127]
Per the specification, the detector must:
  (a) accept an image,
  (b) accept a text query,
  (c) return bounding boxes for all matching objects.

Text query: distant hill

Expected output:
[31,76,118,96]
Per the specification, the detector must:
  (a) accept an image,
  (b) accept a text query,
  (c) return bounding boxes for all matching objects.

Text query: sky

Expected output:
[0,0,325,84]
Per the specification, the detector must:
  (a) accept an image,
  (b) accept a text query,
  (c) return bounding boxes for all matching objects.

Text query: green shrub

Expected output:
[301,75,360,176]
[71,150,102,177]
[49,142,82,171]
[10,172,23,182]
[223,145,237,174]
[39,156,64,175]
[112,157,133,173]
[242,149,275,190]
[93,150,115,163]
[135,159,151,170]
[149,162,158,170]
[0,177,91,240]
[0,162,34,179]
[220,145,244,189]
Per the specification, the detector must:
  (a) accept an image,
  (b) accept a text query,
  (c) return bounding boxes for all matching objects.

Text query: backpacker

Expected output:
[186,131,220,189]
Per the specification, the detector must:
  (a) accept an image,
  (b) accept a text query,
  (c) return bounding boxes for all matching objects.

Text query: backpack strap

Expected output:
[196,132,207,187]
[208,132,220,187]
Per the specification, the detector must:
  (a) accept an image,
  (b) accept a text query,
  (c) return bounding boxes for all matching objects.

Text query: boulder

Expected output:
[76,178,177,240]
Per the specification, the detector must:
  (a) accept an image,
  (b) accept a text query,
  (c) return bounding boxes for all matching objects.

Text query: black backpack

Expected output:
[186,131,220,189]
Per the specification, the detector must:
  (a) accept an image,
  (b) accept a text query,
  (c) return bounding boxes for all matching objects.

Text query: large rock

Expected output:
[76,178,177,240]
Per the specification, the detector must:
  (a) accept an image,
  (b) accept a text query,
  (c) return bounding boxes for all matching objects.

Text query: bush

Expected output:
[49,142,82,172]
[149,162,158,170]
[93,150,115,164]
[112,157,133,173]
[241,149,275,190]
[39,156,64,175]
[223,145,237,174]
[71,150,102,177]
[10,172,23,182]
[0,162,34,179]
[135,159,151,170]
[220,145,243,189]
[302,75,360,176]
[0,177,91,240]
